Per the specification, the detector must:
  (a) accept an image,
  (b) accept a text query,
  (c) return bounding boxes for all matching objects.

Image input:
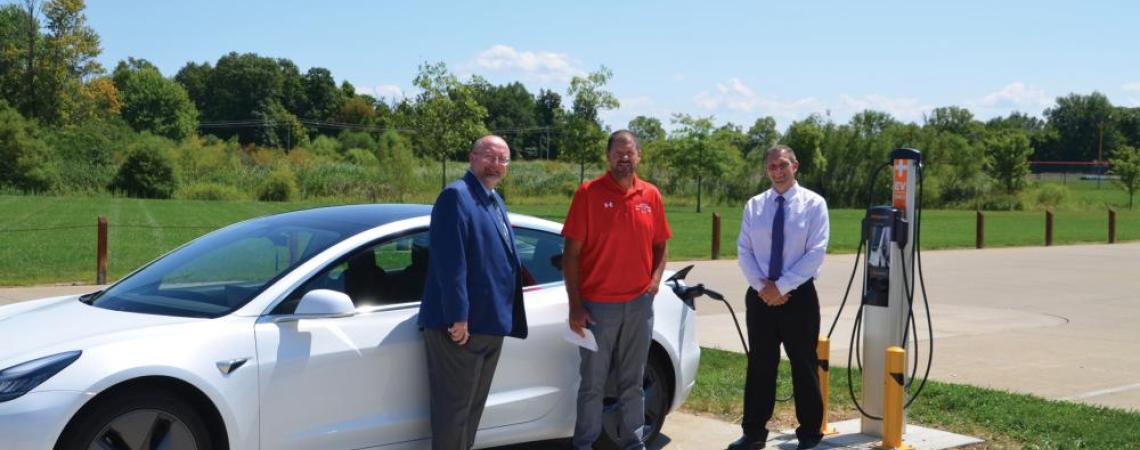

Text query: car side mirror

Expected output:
[275,289,356,322]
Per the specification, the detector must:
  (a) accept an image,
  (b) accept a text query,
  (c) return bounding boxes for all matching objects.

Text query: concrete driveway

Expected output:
[675,242,1140,412]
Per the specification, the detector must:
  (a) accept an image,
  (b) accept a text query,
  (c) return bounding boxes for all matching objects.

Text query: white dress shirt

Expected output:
[737,182,830,295]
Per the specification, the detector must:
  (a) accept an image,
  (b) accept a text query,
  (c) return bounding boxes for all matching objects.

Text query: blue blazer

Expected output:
[418,171,528,338]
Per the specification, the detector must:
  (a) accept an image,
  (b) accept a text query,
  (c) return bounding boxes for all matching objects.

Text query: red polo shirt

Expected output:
[562,173,672,302]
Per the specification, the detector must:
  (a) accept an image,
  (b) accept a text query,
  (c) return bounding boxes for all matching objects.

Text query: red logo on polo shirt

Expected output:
[635,203,652,214]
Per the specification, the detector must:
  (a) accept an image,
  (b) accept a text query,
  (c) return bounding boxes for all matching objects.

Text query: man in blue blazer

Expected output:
[418,135,528,450]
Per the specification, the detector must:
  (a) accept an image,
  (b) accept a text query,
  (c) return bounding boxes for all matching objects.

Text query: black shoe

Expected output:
[727,434,767,450]
[796,434,823,449]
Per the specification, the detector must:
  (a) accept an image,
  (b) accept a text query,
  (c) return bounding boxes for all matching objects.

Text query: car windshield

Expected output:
[90,214,371,318]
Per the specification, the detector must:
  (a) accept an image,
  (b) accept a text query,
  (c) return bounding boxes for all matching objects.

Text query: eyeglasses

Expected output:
[478,153,511,166]
[766,161,791,171]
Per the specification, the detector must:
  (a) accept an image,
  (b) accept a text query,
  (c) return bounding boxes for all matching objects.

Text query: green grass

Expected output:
[1,194,1138,286]
[686,348,1140,449]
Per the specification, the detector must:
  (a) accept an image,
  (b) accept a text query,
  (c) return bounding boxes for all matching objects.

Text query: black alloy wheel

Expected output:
[55,389,213,450]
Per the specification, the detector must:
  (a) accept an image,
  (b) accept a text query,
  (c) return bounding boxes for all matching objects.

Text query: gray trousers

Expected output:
[573,293,654,450]
[423,328,504,450]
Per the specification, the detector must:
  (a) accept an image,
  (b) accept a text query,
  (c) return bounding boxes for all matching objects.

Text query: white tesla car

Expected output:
[0,204,701,450]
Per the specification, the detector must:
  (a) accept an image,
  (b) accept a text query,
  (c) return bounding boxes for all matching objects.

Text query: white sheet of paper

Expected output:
[562,322,598,352]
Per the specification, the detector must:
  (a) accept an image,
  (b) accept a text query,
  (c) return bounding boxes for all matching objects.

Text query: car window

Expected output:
[92,221,345,318]
[515,228,564,286]
[276,231,430,313]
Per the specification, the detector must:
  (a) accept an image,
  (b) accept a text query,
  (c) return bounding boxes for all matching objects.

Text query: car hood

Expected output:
[0,296,200,368]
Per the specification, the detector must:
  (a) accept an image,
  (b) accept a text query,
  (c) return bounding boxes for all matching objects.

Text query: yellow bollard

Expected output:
[879,346,913,450]
[817,336,837,435]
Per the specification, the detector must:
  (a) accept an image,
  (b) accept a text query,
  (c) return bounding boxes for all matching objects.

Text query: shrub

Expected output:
[0,104,59,192]
[257,167,299,202]
[177,182,245,201]
[981,193,1025,211]
[343,148,379,166]
[1034,183,1069,208]
[109,142,177,198]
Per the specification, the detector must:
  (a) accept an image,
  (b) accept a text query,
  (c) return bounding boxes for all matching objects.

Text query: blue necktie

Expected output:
[768,195,785,281]
[491,194,511,247]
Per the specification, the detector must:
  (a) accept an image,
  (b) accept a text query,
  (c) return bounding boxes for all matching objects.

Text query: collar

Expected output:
[770,182,800,201]
[601,172,645,197]
[465,170,497,200]
[464,170,497,203]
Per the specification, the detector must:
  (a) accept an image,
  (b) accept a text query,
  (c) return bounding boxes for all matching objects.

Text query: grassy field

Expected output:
[1,194,1138,286]
[686,348,1140,449]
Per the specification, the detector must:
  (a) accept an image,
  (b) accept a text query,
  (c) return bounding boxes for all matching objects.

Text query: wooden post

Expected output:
[97,216,108,285]
[1045,209,1054,247]
[711,212,722,260]
[1109,209,1117,244]
[976,210,985,249]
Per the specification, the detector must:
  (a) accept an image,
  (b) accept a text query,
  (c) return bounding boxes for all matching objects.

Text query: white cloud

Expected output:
[357,84,406,101]
[693,78,821,123]
[1123,82,1140,92]
[672,73,686,82]
[973,82,1051,109]
[600,96,668,129]
[470,44,583,83]
[839,93,933,122]
[694,78,759,112]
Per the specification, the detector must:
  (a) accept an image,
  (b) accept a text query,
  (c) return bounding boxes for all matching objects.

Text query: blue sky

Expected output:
[83,0,1140,131]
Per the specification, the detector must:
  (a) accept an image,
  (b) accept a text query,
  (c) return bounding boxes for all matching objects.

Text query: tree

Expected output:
[1109,145,1140,209]
[173,61,211,112]
[112,58,198,140]
[924,106,983,142]
[0,5,30,111]
[335,96,376,125]
[745,116,780,156]
[411,62,488,187]
[666,114,740,212]
[253,101,306,150]
[470,78,537,156]
[560,67,619,183]
[1,0,102,125]
[202,52,287,141]
[534,89,563,159]
[628,116,665,144]
[1040,92,1119,161]
[69,75,119,122]
[300,67,344,121]
[984,130,1033,194]
[780,115,826,190]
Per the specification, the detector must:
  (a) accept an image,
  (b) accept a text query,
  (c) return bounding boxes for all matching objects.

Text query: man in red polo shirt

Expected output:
[563,130,671,450]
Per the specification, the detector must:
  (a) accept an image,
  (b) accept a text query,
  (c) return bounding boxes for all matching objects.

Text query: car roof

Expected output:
[261,203,434,228]
[258,203,564,235]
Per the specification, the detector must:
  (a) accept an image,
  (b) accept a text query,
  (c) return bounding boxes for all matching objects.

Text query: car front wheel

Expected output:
[55,389,213,450]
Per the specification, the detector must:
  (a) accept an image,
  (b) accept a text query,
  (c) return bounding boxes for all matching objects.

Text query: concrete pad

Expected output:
[768,419,984,450]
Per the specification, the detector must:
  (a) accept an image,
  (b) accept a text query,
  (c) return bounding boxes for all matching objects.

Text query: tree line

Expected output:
[1,0,1138,208]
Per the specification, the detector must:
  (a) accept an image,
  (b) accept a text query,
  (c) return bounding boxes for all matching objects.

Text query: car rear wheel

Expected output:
[597,354,672,449]
[55,389,212,450]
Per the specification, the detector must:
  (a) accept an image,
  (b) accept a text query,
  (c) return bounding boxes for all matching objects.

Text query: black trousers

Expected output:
[741,280,824,442]
[423,329,504,450]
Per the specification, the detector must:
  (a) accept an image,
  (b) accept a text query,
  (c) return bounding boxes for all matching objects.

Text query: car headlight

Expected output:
[0,351,82,403]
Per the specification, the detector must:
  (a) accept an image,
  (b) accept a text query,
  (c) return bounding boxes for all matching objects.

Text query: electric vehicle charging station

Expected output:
[860,148,920,437]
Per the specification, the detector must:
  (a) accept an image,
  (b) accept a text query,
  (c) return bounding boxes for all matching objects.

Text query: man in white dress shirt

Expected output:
[728,144,829,450]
